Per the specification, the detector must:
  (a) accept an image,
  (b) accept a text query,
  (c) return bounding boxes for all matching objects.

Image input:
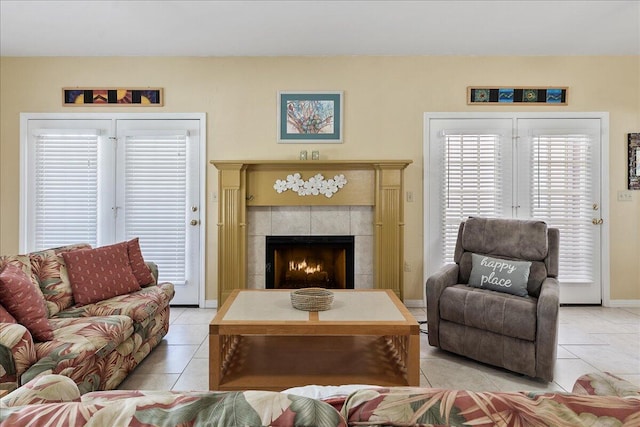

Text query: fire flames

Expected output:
[288,259,323,275]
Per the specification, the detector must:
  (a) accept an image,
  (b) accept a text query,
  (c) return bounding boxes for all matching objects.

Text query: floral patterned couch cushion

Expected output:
[572,371,640,398]
[29,244,92,316]
[52,283,174,324]
[3,373,640,427]
[0,323,37,384]
[341,385,640,426]
[35,316,134,361]
[0,373,80,407]
[1,375,348,427]
[0,254,40,291]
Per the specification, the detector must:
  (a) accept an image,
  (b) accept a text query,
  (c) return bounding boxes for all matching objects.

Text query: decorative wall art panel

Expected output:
[629,133,640,190]
[467,87,567,105]
[63,88,163,106]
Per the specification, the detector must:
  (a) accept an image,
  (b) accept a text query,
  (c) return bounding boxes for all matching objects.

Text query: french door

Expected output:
[425,113,606,304]
[22,115,204,305]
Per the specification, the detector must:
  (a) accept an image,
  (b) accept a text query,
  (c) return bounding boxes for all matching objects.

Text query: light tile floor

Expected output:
[118,305,640,393]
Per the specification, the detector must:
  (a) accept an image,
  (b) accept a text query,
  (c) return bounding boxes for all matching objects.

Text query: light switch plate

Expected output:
[617,190,633,202]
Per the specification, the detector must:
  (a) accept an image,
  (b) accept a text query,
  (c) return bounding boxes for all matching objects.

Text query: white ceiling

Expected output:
[1,0,639,57]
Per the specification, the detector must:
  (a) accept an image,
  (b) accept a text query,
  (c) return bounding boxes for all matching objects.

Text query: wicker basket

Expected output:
[290,288,334,311]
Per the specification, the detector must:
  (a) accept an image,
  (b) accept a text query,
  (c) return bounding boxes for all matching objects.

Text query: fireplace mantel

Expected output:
[211,160,412,307]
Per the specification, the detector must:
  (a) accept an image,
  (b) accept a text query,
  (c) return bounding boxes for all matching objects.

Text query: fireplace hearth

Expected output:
[265,235,355,290]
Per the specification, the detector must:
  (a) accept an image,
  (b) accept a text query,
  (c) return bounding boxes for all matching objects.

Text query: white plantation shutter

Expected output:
[428,114,604,304]
[24,116,202,304]
[440,132,507,262]
[32,129,100,250]
[120,132,189,285]
[530,132,594,282]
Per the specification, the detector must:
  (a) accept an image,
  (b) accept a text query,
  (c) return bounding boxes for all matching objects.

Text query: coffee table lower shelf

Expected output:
[210,334,416,391]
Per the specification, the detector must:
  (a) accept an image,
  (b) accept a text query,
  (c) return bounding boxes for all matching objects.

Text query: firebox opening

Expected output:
[266,236,354,290]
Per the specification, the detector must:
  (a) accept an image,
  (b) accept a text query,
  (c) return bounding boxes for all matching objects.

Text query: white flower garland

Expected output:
[273,173,347,198]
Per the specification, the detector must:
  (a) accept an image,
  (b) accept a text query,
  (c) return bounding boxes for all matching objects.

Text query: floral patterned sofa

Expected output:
[0,241,175,394]
[1,372,638,426]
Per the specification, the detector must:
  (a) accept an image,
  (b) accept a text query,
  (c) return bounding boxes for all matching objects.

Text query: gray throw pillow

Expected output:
[468,253,531,297]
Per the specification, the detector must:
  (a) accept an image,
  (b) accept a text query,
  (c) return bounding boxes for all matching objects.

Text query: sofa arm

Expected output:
[145,261,159,285]
[572,372,640,397]
[426,263,459,347]
[535,277,560,381]
[1,374,80,408]
[0,323,37,386]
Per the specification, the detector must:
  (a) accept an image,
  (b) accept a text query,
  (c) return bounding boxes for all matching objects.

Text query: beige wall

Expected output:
[1,56,639,302]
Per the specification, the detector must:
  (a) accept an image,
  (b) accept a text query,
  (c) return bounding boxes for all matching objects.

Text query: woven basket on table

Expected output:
[290,288,334,311]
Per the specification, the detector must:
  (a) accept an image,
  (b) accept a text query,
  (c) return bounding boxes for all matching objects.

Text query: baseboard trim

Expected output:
[403,299,425,308]
[607,299,640,308]
[204,299,217,309]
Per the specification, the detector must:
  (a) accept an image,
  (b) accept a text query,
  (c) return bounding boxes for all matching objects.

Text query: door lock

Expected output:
[190,219,199,226]
[592,218,603,225]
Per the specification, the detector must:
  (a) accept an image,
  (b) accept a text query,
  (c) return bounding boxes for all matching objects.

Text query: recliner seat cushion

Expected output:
[439,284,537,341]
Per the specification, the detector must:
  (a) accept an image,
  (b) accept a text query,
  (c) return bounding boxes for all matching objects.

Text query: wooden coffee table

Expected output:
[209,289,420,391]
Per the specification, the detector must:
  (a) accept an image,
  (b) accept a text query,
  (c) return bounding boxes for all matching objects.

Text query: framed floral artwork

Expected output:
[278,91,343,143]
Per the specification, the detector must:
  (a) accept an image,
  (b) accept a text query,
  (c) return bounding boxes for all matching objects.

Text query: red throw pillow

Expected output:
[127,238,155,287]
[0,264,54,341]
[0,303,17,323]
[63,241,141,305]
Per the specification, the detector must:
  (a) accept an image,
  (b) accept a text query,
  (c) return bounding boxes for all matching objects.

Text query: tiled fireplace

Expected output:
[248,206,372,290]
[211,160,411,307]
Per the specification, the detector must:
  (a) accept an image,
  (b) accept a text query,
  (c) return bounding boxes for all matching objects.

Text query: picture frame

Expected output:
[278,91,343,143]
[63,87,163,106]
[467,86,568,105]
[629,133,640,190]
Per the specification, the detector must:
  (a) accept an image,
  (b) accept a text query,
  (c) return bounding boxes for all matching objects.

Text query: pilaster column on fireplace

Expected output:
[374,163,406,300]
[215,163,248,306]
[211,160,412,308]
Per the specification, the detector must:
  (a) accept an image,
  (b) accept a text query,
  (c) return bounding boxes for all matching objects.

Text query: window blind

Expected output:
[441,133,504,262]
[531,133,593,282]
[122,133,188,285]
[33,130,99,250]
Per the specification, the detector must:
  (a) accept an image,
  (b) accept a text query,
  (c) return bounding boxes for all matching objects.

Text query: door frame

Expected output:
[20,112,207,307]
[423,111,610,306]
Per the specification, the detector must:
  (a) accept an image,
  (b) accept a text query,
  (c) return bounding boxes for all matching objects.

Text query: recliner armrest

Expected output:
[535,277,560,381]
[425,263,459,347]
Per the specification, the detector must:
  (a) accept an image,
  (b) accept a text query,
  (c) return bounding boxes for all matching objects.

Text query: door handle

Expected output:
[592,218,603,225]
[190,219,200,226]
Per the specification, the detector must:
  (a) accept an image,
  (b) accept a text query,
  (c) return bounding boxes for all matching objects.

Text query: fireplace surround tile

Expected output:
[247,236,265,275]
[247,206,374,290]
[355,274,374,289]
[350,206,374,236]
[355,235,374,275]
[248,206,271,236]
[311,206,350,235]
[271,206,311,235]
